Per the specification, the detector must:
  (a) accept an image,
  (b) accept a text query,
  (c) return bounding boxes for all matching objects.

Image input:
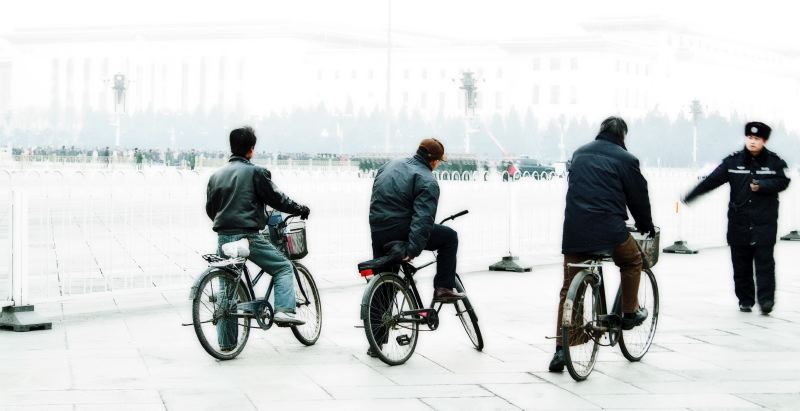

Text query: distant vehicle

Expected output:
[514,158,556,179]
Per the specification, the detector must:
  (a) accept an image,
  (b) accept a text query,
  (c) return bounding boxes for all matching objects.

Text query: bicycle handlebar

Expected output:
[439,209,469,224]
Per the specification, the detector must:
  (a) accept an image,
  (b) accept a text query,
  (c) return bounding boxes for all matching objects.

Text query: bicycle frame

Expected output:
[207,260,311,330]
[567,260,625,346]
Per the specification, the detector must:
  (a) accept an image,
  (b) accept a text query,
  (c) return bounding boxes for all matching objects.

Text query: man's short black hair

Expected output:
[599,116,628,140]
[230,126,257,156]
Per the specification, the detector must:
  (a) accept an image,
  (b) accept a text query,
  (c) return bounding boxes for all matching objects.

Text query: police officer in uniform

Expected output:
[683,122,791,314]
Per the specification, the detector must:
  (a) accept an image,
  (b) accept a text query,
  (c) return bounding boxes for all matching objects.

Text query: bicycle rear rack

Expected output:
[202,253,246,267]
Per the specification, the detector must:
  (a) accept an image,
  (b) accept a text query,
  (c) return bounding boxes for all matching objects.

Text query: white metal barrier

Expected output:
[2,166,798,304]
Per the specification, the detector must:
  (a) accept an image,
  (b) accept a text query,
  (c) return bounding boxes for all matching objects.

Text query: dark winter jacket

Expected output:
[684,147,790,246]
[369,154,440,258]
[562,132,655,254]
[206,156,305,234]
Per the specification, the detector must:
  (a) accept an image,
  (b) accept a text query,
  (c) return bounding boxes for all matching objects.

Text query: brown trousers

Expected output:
[556,234,643,346]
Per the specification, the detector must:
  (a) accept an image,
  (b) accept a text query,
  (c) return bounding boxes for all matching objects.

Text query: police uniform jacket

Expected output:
[684,147,791,246]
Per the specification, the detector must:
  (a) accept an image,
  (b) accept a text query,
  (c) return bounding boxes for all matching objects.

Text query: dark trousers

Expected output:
[556,234,643,347]
[371,224,458,289]
[730,245,775,307]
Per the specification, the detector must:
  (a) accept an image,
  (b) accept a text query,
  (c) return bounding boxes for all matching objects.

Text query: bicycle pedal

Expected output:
[396,335,411,346]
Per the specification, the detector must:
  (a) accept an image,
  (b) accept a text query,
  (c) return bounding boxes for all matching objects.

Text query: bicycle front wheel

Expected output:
[619,267,659,361]
[290,263,322,346]
[362,274,419,366]
[192,269,252,360]
[562,269,601,381]
[454,274,483,351]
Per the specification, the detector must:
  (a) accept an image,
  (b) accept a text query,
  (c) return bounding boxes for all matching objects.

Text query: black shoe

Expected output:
[433,287,466,303]
[760,300,774,315]
[366,346,380,358]
[621,307,649,330]
[548,350,565,372]
[739,304,753,313]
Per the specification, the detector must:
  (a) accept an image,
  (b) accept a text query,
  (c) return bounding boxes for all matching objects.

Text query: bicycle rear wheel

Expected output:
[362,274,419,366]
[192,270,252,360]
[619,268,659,361]
[290,263,322,346]
[454,274,483,351]
[562,269,601,381]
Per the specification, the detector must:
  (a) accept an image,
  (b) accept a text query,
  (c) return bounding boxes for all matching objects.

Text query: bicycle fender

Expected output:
[359,273,394,321]
[188,266,242,300]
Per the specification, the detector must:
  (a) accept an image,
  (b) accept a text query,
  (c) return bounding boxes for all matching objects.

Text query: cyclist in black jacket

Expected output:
[206,126,310,335]
[550,117,655,372]
[683,122,791,315]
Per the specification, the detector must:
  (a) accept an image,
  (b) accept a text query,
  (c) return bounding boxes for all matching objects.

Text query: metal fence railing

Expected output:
[2,166,798,305]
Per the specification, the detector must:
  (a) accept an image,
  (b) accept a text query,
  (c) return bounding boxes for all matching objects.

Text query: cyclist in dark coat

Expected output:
[683,122,790,314]
[550,117,655,373]
[206,127,310,343]
[366,138,465,357]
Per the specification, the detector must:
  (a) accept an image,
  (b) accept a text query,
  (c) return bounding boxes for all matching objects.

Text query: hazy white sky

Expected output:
[2,0,798,50]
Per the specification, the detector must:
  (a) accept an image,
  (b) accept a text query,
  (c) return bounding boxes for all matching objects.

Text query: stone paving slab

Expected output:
[1,244,800,410]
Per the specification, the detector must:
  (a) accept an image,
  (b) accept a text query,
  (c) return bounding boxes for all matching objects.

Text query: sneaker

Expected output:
[548,350,565,372]
[621,307,648,330]
[273,312,305,326]
[220,346,235,353]
[760,300,774,315]
[739,304,753,313]
[366,346,380,358]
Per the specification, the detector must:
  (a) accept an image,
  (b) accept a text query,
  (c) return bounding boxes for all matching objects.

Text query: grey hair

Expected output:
[599,116,628,140]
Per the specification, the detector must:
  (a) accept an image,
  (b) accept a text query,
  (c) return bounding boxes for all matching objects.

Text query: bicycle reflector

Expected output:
[359,268,373,278]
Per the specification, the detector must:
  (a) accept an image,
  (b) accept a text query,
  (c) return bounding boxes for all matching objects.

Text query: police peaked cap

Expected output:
[744,122,771,139]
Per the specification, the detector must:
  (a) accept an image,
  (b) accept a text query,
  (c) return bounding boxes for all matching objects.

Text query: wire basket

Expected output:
[285,221,308,260]
[630,226,660,269]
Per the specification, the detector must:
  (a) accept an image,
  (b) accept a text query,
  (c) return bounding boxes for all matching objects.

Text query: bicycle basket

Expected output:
[285,221,308,260]
[631,227,660,269]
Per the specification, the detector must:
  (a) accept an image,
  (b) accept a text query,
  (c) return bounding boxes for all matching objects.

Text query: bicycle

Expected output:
[188,213,322,360]
[561,226,660,381]
[357,210,483,366]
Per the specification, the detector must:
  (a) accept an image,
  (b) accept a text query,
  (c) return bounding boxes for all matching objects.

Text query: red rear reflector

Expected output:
[359,269,373,277]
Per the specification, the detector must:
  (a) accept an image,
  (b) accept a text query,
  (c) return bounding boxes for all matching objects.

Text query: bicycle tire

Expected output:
[290,262,322,346]
[454,274,483,351]
[562,269,601,381]
[362,273,419,366]
[619,267,659,361]
[192,269,252,360]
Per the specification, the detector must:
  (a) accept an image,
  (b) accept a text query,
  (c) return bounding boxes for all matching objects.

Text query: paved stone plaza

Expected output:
[2,243,799,410]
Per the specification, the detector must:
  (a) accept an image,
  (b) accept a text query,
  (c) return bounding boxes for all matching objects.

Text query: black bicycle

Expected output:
[189,214,322,360]
[562,226,660,381]
[357,210,483,366]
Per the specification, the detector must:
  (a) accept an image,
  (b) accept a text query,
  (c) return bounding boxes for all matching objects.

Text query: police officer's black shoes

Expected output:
[739,304,753,312]
[621,307,649,330]
[548,349,565,372]
[366,346,379,358]
[760,300,774,315]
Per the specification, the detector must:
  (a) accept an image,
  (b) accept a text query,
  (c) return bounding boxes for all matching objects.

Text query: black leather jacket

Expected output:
[206,156,305,234]
[369,154,440,257]
[685,147,790,246]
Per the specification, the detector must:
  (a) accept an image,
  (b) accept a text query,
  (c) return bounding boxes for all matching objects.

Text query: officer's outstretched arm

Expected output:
[684,164,728,204]
[756,160,791,194]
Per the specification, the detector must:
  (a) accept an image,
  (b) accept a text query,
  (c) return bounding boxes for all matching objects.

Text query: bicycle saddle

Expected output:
[357,241,406,275]
[586,249,613,259]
